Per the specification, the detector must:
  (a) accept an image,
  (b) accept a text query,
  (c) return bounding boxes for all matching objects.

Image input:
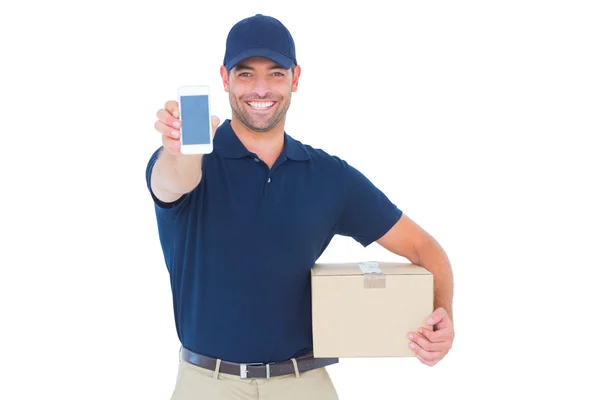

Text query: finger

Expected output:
[162,134,181,154]
[211,115,220,138]
[408,332,448,352]
[154,120,180,140]
[418,327,453,343]
[156,109,181,129]
[408,341,442,362]
[416,355,438,367]
[426,307,448,328]
[164,100,180,118]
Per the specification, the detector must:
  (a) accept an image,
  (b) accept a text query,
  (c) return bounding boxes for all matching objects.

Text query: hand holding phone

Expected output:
[154,93,219,156]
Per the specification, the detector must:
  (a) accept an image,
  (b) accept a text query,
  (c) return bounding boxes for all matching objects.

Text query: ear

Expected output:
[220,65,230,92]
[291,65,301,92]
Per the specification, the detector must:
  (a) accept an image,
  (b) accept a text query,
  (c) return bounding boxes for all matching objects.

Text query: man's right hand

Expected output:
[150,100,220,203]
[154,100,220,155]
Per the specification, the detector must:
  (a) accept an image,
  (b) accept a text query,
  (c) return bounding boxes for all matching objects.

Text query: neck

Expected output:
[230,116,286,164]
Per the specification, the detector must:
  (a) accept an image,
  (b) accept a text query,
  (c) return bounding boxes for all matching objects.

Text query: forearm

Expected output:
[153,147,204,195]
[414,238,454,322]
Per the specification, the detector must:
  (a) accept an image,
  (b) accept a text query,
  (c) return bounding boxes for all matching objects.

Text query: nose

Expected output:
[252,76,270,98]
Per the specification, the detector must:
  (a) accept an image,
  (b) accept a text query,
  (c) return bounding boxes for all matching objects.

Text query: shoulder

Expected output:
[301,142,366,188]
[288,138,365,193]
[296,140,351,171]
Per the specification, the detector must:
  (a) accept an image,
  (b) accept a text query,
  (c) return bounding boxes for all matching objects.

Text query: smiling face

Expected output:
[220,57,301,133]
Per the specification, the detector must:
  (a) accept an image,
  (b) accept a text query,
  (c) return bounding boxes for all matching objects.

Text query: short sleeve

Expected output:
[145,146,193,218]
[335,161,402,247]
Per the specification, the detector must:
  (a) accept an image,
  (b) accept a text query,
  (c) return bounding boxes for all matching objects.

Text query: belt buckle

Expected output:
[240,363,270,379]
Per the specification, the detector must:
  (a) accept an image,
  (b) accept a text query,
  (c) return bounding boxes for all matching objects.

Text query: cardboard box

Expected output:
[311,261,434,358]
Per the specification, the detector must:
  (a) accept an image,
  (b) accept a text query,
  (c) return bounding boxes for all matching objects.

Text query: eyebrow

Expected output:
[234,64,286,72]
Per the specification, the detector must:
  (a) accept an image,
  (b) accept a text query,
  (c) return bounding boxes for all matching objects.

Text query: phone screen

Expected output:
[180,95,210,145]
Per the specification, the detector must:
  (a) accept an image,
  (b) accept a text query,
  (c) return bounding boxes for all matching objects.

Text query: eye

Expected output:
[238,72,251,77]
[272,72,285,77]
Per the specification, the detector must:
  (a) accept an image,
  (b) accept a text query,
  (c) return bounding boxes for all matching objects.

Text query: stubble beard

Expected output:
[230,93,291,133]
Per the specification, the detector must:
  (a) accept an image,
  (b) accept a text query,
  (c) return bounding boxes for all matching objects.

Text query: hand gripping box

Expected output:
[311,261,434,358]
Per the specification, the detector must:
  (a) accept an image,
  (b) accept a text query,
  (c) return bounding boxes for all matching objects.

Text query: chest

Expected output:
[201,157,342,242]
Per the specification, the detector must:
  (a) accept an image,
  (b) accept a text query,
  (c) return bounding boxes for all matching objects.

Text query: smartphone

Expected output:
[177,85,213,154]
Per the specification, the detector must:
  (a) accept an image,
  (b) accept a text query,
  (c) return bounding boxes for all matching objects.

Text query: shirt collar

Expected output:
[214,119,310,161]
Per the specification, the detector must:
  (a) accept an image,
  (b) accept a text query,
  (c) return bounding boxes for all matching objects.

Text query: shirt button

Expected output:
[267,178,271,183]
[254,158,260,162]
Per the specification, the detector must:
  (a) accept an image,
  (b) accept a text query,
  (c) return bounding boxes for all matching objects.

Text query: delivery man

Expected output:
[146,13,455,400]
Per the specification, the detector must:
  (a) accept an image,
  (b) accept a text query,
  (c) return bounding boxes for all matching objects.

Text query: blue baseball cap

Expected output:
[223,14,297,72]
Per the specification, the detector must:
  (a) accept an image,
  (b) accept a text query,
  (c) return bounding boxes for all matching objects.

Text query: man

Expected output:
[147,14,455,400]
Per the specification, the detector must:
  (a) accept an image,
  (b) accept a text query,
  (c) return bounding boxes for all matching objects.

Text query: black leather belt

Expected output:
[181,347,339,379]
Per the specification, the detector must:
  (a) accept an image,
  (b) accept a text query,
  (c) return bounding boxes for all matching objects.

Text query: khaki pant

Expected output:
[169,349,339,400]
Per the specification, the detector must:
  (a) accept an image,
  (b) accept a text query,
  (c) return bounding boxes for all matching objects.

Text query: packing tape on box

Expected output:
[358,261,386,289]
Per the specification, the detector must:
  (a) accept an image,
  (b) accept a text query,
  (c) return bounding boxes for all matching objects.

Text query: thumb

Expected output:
[426,307,449,329]
[211,115,221,138]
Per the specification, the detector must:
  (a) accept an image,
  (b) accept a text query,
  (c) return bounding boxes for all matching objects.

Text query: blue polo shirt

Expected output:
[145,119,402,364]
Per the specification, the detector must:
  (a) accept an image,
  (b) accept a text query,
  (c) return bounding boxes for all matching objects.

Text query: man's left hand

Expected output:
[407,307,454,366]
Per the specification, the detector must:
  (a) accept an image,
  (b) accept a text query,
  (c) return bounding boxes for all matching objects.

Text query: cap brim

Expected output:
[225,48,294,71]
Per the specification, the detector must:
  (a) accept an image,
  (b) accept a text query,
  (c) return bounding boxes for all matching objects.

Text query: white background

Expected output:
[1,1,599,399]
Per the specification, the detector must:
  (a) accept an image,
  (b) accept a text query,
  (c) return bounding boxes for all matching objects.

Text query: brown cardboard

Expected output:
[311,262,434,358]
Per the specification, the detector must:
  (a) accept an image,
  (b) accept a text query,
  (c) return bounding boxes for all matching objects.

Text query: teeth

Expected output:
[248,101,274,109]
